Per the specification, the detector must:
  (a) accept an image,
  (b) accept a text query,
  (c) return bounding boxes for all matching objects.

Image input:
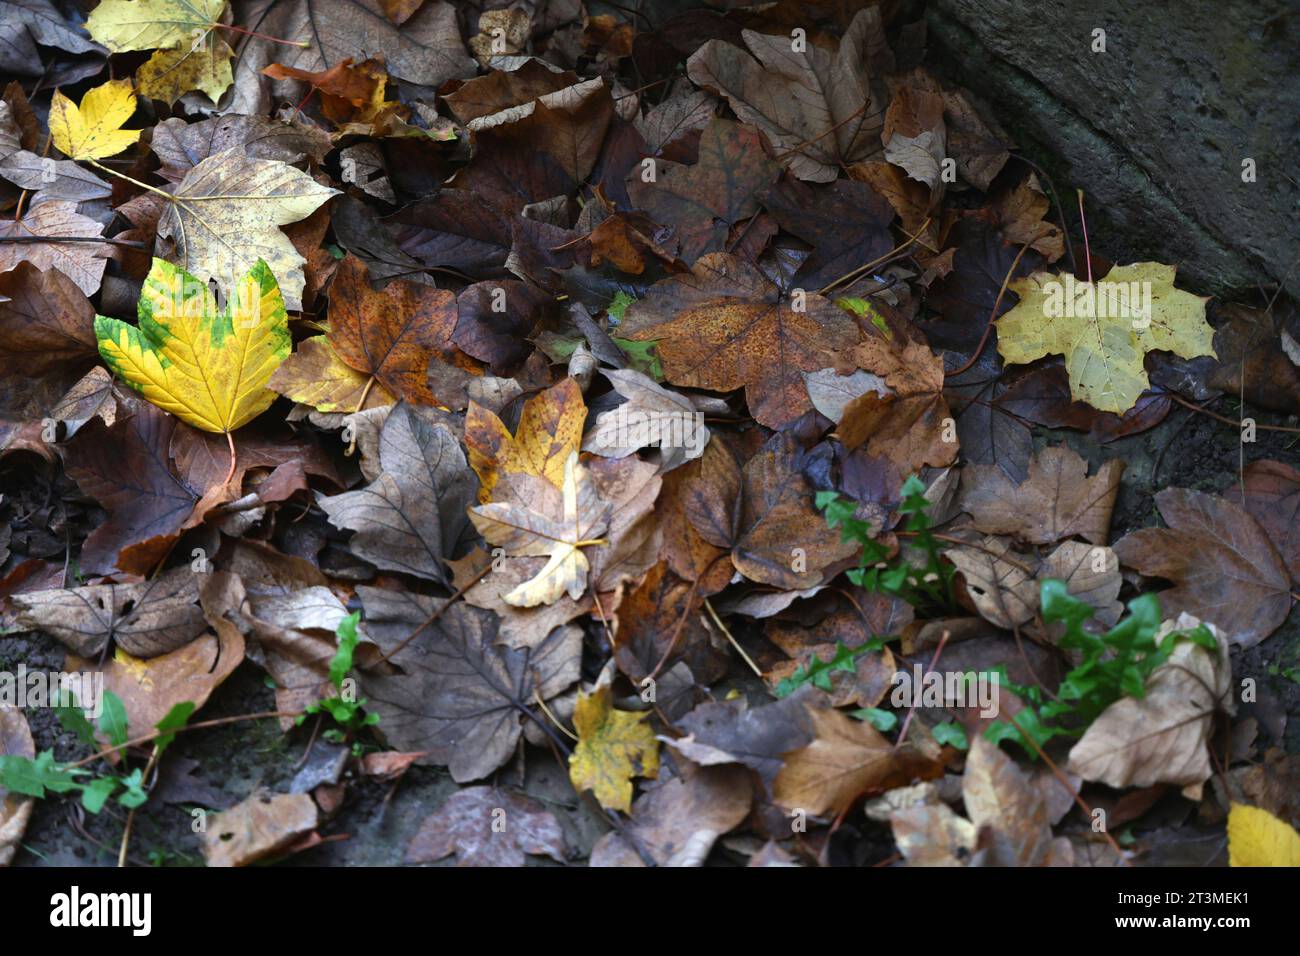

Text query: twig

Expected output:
[944,239,1034,378]
[373,563,492,666]
[703,598,762,678]
[817,217,933,296]
[1168,394,1300,434]
[66,711,299,770]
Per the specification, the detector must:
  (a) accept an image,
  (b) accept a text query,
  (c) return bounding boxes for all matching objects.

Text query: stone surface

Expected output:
[927,0,1299,299]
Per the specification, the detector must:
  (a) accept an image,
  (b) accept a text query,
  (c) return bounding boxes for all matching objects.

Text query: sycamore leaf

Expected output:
[95,257,291,434]
[465,376,586,503]
[138,36,235,104]
[268,334,396,413]
[155,147,339,311]
[86,0,226,52]
[469,453,610,607]
[1227,804,1300,867]
[48,79,140,161]
[568,684,660,812]
[995,262,1215,414]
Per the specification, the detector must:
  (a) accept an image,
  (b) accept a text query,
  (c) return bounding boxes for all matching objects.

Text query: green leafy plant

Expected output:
[817,475,958,616]
[984,579,1217,756]
[297,611,379,748]
[774,636,895,698]
[0,691,193,813]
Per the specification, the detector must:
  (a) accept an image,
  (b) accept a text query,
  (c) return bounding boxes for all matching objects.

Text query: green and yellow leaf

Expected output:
[95,258,291,434]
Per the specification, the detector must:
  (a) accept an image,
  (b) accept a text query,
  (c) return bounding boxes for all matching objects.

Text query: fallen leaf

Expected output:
[963,736,1073,866]
[357,590,580,781]
[1224,460,1300,586]
[318,254,468,408]
[154,147,338,310]
[1067,614,1231,790]
[0,707,35,866]
[774,706,942,817]
[995,263,1215,414]
[590,764,752,866]
[0,199,108,295]
[9,567,206,658]
[1227,804,1300,867]
[469,453,610,607]
[959,445,1122,546]
[202,791,318,867]
[96,257,290,435]
[69,627,244,746]
[619,253,860,429]
[465,376,586,503]
[1113,488,1291,647]
[406,787,566,866]
[945,535,1038,630]
[627,117,780,264]
[64,398,199,576]
[686,9,887,182]
[568,683,659,812]
[48,78,139,160]
[0,261,98,377]
[320,403,474,586]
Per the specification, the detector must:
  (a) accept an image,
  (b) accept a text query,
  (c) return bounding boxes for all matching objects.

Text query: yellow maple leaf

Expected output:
[87,0,227,53]
[464,377,586,503]
[48,80,140,161]
[995,262,1215,414]
[1227,803,1300,866]
[568,683,659,812]
[137,36,235,105]
[268,335,396,413]
[95,257,290,434]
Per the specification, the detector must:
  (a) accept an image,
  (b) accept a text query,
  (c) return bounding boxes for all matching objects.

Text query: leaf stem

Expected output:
[211,22,311,47]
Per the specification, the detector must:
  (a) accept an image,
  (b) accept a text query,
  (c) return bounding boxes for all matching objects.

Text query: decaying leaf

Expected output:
[959,445,1122,546]
[406,787,566,867]
[357,590,580,781]
[154,148,338,310]
[465,376,586,503]
[1113,488,1291,648]
[202,791,319,867]
[1067,614,1231,792]
[568,683,659,812]
[0,707,35,866]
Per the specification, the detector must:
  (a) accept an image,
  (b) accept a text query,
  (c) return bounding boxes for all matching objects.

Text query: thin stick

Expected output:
[373,563,491,666]
[67,711,299,769]
[817,217,933,296]
[0,235,148,249]
[1169,394,1300,434]
[895,629,949,750]
[944,239,1034,378]
[533,689,578,742]
[703,598,762,678]
[211,22,311,47]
